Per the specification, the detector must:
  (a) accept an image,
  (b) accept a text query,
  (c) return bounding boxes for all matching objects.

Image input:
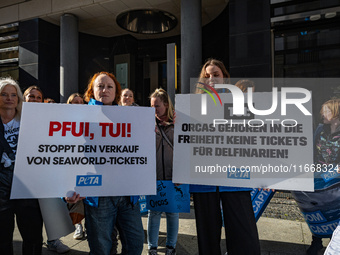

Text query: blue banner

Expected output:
[146,180,190,213]
[141,185,275,219]
[250,189,275,221]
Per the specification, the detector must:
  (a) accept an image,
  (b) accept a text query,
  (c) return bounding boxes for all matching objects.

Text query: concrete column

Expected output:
[60,14,78,103]
[167,43,176,104]
[181,0,202,94]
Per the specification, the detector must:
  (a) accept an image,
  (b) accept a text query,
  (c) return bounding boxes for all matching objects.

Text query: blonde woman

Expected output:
[148,88,177,255]
[0,77,43,255]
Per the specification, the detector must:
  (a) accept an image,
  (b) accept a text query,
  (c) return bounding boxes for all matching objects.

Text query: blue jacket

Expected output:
[83,98,139,207]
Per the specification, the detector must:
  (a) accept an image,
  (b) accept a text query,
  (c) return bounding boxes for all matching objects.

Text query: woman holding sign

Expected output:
[148,88,178,255]
[191,59,260,255]
[0,77,43,255]
[69,71,144,255]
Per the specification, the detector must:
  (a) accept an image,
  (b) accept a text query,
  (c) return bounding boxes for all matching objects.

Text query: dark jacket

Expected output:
[0,117,15,210]
[0,118,40,211]
[155,120,174,180]
[0,150,14,210]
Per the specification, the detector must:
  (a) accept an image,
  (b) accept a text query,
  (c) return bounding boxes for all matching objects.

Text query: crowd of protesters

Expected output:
[1,58,340,255]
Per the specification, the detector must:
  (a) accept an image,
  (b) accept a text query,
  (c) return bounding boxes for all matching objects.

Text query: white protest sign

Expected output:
[173,90,314,191]
[10,103,156,198]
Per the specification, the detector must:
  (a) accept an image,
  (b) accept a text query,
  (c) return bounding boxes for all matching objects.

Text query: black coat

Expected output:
[0,117,15,210]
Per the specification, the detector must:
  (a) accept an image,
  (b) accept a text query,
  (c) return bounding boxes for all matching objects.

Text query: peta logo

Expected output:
[76,175,102,186]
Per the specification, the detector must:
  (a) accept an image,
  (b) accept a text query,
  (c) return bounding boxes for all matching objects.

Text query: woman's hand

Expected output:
[173,110,176,124]
[65,192,84,204]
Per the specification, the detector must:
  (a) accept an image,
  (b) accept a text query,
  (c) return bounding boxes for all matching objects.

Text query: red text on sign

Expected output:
[49,121,94,140]
[99,123,131,138]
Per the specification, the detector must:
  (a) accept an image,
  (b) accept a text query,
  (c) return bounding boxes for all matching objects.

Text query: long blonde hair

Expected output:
[0,77,24,120]
[196,58,230,94]
[150,88,174,122]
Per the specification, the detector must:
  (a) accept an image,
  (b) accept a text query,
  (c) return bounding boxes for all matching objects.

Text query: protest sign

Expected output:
[10,103,156,198]
[146,181,190,213]
[173,89,314,191]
